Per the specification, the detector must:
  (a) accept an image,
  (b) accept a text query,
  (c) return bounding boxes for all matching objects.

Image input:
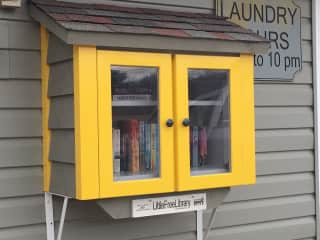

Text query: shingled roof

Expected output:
[29,0,270,54]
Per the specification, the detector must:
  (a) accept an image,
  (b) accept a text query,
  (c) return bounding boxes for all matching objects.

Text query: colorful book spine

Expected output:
[144,123,151,170]
[190,127,193,167]
[151,123,156,172]
[155,124,160,176]
[112,128,121,175]
[199,127,208,166]
[112,94,152,101]
[129,120,140,174]
[192,126,199,168]
[120,133,129,172]
[139,121,145,172]
[113,158,121,175]
[112,128,121,157]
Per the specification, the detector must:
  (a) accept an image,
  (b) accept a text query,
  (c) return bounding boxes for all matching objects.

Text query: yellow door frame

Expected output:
[74,46,100,200]
[174,54,256,191]
[97,50,175,198]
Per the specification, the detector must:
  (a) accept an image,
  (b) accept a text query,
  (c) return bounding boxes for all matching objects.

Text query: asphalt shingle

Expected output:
[31,0,268,43]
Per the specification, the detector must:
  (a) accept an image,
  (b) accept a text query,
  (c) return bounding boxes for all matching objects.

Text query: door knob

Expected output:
[182,118,190,127]
[166,119,174,127]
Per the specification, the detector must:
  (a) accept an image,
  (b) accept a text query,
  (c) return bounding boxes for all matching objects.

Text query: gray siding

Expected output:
[47,33,75,197]
[0,0,316,240]
[49,96,74,129]
[0,0,44,239]
[49,130,74,163]
[48,61,73,96]
[50,162,75,197]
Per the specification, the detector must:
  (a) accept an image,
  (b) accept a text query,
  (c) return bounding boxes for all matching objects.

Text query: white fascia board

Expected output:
[312,0,320,239]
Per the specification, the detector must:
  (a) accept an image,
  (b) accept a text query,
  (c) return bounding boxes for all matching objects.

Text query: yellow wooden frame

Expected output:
[40,26,51,192]
[74,46,100,199]
[98,50,175,198]
[174,54,256,191]
[43,44,255,198]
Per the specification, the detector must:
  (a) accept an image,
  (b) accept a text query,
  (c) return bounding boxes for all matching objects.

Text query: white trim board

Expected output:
[312,0,320,239]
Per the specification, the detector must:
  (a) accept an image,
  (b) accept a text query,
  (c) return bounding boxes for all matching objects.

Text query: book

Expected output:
[190,127,193,167]
[113,158,121,175]
[113,94,152,101]
[151,123,157,172]
[191,126,199,168]
[120,132,129,172]
[113,128,121,176]
[112,128,121,157]
[129,120,140,174]
[112,87,152,95]
[139,121,145,172]
[144,123,151,170]
[155,124,160,176]
[199,127,208,166]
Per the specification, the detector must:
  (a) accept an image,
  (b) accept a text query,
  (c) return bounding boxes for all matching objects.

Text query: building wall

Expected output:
[0,0,316,239]
[47,33,75,197]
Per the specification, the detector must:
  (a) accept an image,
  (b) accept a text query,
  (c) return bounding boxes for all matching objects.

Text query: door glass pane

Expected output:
[188,69,230,175]
[111,66,160,181]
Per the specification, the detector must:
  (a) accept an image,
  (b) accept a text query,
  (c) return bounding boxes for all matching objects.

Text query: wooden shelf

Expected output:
[191,168,229,176]
[112,100,157,107]
[114,173,158,181]
[189,100,223,106]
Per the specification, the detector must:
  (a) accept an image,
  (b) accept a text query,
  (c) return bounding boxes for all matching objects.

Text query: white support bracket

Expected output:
[196,210,204,240]
[313,0,320,239]
[196,208,217,240]
[204,209,217,240]
[44,192,70,240]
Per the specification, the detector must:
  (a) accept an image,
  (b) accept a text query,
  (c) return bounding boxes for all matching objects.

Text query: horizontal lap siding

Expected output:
[47,33,75,197]
[201,1,315,238]
[0,1,316,240]
[0,0,44,239]
[0,139,41,168]
[125,0,313,239]
[49,130,75,163]
[49,96,74,129]
[57,0,315,239]
[139,217,315,240]
[203,1,315,239]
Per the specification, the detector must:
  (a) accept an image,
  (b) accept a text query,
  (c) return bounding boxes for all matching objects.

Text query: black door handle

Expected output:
[166,119,174,127]
[182,118,190,127]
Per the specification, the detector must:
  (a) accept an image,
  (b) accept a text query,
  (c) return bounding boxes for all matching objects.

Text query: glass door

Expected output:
[111,66,160,180]
[188,69,230,175]
[174,54,256,191]
[98,51,174,198]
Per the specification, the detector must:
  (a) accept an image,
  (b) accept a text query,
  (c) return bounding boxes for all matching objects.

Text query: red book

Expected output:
[129,120,140,174]
[199,127,208,166]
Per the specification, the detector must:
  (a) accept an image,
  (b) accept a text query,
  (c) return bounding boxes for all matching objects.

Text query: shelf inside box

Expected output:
[189,100,223,106]
[114,172,158,181]
[112,100,157,107]
[191,168,229,176]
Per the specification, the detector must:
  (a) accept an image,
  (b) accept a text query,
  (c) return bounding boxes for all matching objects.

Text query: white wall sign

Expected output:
[217,0,302,80]
[132,193,207,218]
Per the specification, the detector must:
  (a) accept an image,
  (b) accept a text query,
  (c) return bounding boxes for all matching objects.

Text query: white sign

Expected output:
[217,0,302,80]
[132,193,207,218]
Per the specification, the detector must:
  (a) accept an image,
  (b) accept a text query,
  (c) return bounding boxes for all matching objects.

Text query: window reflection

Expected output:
[111,66,160,181]
[188,69,230,175]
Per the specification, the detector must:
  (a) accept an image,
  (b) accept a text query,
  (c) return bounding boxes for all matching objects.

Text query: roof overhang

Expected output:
[29,1,270,55]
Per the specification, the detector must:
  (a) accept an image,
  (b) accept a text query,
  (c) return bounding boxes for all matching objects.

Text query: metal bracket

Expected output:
[196,210,203,240]
[204,209,217,240]
[196,208,217,240]
[44,192,70,240]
